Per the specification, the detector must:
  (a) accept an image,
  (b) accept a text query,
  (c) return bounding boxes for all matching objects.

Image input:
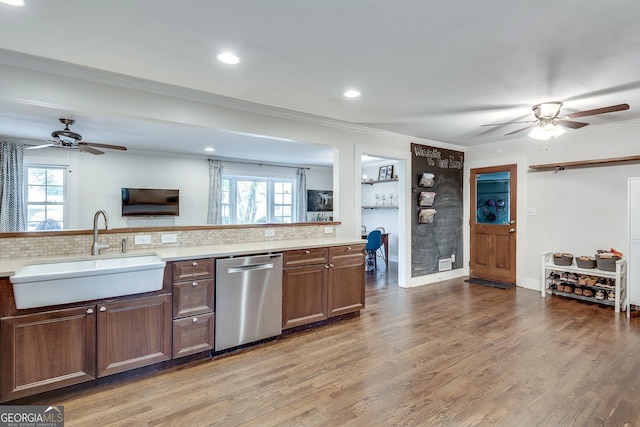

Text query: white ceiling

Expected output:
[1,1,640,165]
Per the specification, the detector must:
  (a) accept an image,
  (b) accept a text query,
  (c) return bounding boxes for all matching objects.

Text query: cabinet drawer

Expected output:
[173,279,214,318]
[329,244,365,261]
[172,259,215,281]
[173,312,215,358]
[283,248,329,267]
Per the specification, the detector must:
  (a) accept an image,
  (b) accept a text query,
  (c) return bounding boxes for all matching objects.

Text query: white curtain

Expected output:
[207,160,223,224]
[0,142,26,231]
[296,168,307,222]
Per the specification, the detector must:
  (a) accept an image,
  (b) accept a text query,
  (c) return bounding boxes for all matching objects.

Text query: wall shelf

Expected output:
[529,155,640,171]
[362,206,399,210]
[361,179,399,185]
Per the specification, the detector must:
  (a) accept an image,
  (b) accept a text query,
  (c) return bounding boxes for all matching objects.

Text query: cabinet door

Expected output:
[97,294,172,377]
[1,306,96,402]
[173,312,215,358]
[282,264,328,329]
[328,256,365,317]
[173,279,215,318]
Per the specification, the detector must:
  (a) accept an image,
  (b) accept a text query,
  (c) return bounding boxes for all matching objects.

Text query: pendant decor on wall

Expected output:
[411,143,464,277]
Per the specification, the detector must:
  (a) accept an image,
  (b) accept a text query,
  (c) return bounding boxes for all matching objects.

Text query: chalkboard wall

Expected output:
[411,144,464,277]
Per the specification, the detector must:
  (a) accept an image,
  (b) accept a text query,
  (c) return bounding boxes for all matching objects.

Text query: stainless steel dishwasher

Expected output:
[215,254,283,352]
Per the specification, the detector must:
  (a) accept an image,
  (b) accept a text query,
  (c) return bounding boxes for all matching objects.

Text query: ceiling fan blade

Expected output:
[78,145,104,155]
[565,103,629,119]
[481,120,535,127]
[26,143,54,150]
[557,120,590,130]
[80,141,127,151]
[505,125,536,136]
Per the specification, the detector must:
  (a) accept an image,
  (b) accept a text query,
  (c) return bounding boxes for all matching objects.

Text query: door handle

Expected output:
[509,220,516,225]
[509,228,515,233]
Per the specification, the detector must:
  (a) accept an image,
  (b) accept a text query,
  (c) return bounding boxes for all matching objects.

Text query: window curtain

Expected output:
[0,142,26,231]
[296,168,307,222]
[207,159,223,224]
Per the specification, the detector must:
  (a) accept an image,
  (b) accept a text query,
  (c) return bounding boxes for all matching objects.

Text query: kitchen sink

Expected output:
[9,254,166,309]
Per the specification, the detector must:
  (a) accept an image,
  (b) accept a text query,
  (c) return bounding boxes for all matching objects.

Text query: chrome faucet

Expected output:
[91,209,110,255]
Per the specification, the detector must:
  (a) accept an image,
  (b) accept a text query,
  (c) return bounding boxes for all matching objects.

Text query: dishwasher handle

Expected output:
[227,262,275,274]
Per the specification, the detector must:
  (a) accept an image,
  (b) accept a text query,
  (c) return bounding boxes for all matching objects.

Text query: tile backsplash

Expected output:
[0,224,337,260]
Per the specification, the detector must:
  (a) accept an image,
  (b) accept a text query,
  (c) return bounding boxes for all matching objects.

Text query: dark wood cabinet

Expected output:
[1,306,96,401]
[170,259,215,358]
[96,294,172,377]
[282,244,365,329]
[282,262,329,329]
[328,246,366,317]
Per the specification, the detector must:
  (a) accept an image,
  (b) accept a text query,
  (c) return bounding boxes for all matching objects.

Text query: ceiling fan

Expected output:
[27,118,128,155]
[482,102,630,140]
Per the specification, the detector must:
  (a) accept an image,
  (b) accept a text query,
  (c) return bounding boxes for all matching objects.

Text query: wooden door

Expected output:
[97,294,172,377]
[469,164,517,284]
[1,306,96,401]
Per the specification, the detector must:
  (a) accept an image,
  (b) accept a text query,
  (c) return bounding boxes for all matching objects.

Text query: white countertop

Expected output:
[0,237,365,277]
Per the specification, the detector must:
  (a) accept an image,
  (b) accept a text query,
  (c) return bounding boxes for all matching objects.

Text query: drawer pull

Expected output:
[325,264,330,269]
[87,308,94,314]
[305,250,311,254]
[347,246,352,250]
[99,306,107,312]
[329,263,335,268]
[192,317,198,323]
[192,261,198,266]
[192,281,198,287]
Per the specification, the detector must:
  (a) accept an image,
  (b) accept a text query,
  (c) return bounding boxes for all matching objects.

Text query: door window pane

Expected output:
[476,171,510,225]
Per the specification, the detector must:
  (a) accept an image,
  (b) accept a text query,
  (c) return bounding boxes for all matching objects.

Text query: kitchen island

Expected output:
[0,237,365,403]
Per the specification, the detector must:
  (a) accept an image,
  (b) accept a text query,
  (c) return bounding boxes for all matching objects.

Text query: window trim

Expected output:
[222,175,295,224]
[24,164,68,231]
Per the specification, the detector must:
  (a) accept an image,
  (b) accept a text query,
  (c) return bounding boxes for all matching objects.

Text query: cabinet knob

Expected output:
[99,306,107,312]
[192,317,198,323]
[329,263,335,268]
[87,308,94,314]
[192,281,198,287]
[192,261,198,266]
[347,246,352,250]
[325,264,330,269]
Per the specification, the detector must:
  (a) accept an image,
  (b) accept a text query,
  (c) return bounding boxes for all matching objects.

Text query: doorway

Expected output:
[469,164,517,284]
[361,157,400,283]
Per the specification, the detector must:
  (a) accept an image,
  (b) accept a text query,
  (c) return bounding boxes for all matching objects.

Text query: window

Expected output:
[25,165,66,230]
[222,176,294,224]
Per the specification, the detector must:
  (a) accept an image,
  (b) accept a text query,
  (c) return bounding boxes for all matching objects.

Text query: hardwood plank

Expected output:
[39,264,640,426]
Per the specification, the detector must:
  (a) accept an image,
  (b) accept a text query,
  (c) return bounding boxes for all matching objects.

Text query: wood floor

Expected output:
[45,264,640,426]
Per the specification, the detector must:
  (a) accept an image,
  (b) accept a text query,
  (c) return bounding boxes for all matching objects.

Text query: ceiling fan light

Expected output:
[534,102,563,119]
[528,123,565,140]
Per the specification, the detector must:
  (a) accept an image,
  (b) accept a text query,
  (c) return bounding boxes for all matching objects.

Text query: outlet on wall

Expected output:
[324,226,334,234]
[161,233,177,244]
[134,235,152,245]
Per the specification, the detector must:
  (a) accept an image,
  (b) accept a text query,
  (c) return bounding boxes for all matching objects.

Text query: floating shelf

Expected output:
[362,206,399,210]
[361,179,399,185]
[529,155,640,171]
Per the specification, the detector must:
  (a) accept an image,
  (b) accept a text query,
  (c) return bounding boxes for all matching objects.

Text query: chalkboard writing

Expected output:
[411,143,464,278]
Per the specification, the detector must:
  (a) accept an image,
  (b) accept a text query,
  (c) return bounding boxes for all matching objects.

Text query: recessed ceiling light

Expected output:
[0,0,25,5]
[205,147,215,152]
[344,90,361,98]
[217,52,240,65]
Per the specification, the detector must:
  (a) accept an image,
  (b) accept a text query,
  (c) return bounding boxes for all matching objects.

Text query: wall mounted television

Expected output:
[121,188,180,217]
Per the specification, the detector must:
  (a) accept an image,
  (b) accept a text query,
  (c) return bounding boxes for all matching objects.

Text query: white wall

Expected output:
[466,119,640,290]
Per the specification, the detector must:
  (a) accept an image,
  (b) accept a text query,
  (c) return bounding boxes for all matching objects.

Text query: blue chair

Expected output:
[365,230,383,271]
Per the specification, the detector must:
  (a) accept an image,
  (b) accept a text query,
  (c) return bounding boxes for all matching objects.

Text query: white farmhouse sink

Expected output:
[9,254,166,309]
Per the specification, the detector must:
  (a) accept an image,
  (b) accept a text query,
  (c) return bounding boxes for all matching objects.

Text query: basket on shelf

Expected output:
[576,256,596,269]
[553,253,573,266]
[595,254,621,272]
